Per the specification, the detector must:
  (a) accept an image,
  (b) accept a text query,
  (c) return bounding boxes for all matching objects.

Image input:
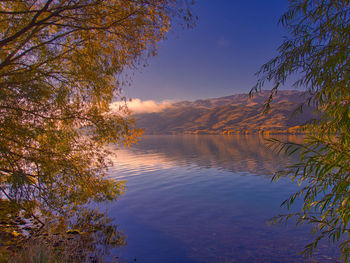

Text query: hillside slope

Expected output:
[134,90,315,134]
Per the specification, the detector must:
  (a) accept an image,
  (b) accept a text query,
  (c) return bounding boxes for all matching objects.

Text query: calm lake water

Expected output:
[107,135,338,263]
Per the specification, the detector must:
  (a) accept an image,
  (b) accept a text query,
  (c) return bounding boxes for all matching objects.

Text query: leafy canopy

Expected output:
[0,0,194,257]
[253,0,350,261]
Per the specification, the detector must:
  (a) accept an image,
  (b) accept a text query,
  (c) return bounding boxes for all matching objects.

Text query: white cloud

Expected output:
[110,98,172,114]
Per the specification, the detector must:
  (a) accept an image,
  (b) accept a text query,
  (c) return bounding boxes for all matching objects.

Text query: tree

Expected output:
[252,0,349,261]
[0,0,194,259]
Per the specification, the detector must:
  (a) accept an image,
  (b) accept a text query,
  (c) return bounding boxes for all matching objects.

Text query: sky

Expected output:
[121,0,290,102]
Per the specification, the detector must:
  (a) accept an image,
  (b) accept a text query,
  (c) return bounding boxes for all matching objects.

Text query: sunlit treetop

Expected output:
[0,0,194,107]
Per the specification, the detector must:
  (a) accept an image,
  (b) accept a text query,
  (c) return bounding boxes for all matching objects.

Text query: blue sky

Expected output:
[123,0,290,101]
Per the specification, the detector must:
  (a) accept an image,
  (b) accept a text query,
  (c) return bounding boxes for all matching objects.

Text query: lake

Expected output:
[107,135,339,263]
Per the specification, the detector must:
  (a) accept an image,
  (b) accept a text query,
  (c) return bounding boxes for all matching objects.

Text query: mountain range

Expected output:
[134,90,315,135]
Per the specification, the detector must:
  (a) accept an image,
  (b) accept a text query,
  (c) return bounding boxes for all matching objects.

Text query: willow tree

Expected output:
[252,0,349,261]
[0,0,194,256]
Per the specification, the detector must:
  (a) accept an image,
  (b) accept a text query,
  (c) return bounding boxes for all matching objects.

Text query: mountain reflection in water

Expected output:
[108,135,338,263]
[112,135,303,175]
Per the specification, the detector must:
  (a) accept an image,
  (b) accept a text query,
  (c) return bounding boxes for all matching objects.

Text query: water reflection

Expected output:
[108,135,338,263]
[112,135,303,175]
[4,205,125,263]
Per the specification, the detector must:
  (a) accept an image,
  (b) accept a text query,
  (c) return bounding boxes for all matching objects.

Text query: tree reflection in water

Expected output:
[3,206,125,263]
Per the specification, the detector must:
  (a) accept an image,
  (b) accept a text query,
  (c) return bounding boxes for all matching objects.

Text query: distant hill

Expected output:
[134,90,315,135]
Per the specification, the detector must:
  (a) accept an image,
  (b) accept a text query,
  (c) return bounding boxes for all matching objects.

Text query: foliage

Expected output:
[252,0,350,261]
[0,0,194,257]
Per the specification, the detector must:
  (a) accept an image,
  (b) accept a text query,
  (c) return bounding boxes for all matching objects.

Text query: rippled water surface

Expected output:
[107,135,338,263]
